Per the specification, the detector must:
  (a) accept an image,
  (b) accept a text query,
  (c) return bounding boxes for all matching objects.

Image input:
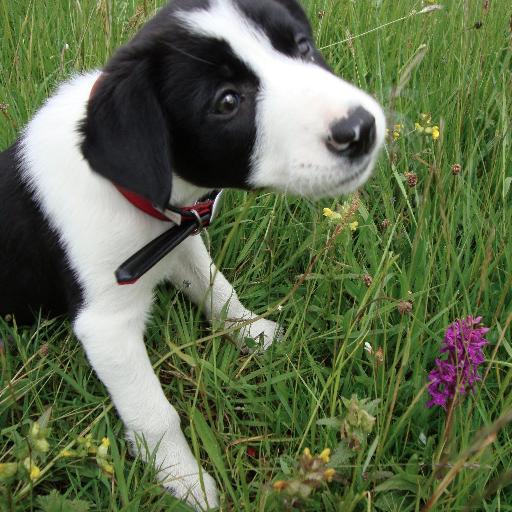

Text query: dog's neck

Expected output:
[169,175,214,210]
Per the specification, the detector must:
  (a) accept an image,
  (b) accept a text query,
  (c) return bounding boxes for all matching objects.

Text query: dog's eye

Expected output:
[214,91,240,116]
[296,36,313,56]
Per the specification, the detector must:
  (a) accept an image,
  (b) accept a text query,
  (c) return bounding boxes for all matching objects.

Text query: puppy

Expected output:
[0,0,385,509]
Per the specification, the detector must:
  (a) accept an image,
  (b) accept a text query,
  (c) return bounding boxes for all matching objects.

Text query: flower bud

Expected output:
[319,448,331,463]
[323,468,336,482]
[0,462,18,480]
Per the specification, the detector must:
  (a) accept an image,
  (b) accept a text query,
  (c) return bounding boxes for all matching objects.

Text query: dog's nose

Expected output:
[326,107,376,158]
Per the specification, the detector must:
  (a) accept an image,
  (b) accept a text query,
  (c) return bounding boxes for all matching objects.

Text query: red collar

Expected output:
[115,184,218,226]
[114,189,222,285]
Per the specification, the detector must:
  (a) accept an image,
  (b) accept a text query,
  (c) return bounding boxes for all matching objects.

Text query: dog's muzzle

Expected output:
[326,107,376,159]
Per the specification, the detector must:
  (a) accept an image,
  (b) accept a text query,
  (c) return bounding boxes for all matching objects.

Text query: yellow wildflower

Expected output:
[303,447,312,460]
[319,448,331,463]
[59,449,75,458]
[23,458,41,481]
[415,114,440,141]
[323,468,336,482]
[96,437,110,460]
[392,123,402,141]
[349,221,359,232]
[323,208,341,220]
[29,465,41,481]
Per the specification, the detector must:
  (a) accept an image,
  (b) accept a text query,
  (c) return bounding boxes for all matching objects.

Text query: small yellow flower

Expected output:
[29,465,41,481]
[273,480,288,492]
[24,459,41,481]
[97,438,110,459]
[323,208,341,220]
[414,122,424,133]
[59,449,75,458]
[349,221,359,232]
[303,447,312,460]
[319,448,331,463]
[431,125,440,140]
[392,123,402,141]
[323,468,336,482]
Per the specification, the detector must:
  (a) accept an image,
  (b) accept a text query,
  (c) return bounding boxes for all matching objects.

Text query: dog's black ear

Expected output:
[81,63,172,210]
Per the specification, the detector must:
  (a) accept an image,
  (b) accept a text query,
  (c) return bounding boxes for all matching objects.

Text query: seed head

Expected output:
[398,301,413,315]
[405,171,418,187]
[363,274,373,287]
[451,163,462,175]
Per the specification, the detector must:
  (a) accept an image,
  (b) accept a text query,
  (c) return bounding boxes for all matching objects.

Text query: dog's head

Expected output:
[81,0,386,210]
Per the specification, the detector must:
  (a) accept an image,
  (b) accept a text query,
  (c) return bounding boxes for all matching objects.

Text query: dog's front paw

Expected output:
[159,463,218,511]
[128,428,219,511]
[234,317,283,351]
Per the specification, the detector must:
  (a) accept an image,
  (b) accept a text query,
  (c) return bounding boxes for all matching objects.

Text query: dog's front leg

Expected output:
[74,305,218,511]
[169,235,282,349]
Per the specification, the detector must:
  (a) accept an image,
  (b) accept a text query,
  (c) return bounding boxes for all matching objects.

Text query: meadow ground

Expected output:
[1,0,511,510]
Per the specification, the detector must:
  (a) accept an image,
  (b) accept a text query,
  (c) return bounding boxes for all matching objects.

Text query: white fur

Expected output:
[18,1,385,510]
[177,0,386,198]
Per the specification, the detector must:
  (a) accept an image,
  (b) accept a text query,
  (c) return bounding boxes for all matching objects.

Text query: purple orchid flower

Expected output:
[426,316,489,409]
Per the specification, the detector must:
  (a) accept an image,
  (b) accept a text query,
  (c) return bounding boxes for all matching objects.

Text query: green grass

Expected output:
[1,0,512,510]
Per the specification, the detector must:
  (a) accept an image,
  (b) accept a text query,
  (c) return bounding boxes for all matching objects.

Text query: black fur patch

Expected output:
[236,0,328,67]
[0,143,83,323]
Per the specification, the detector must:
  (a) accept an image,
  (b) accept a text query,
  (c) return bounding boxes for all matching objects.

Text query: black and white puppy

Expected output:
[0,0,385,509]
